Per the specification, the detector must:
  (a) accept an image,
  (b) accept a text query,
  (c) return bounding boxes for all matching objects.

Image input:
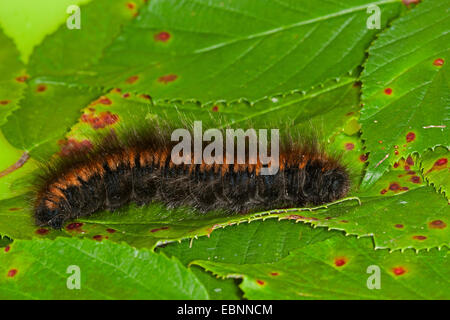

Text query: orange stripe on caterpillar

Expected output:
[33,129,350,229]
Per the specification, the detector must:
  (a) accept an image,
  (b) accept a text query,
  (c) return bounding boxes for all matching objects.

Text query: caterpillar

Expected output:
[34,126,350,229]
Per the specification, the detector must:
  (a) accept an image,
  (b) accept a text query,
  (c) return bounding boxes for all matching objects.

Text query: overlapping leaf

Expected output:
[1,0,146,160]
[159,219,337,265]
[29,0,142,78]
[360,0,450,187]
[62,0,403,104]
[0,29,26,126]
[1,82,102,160]
[195,235,450,299]
[159,219,339,300]
[0,130,37,201]
[0,238,208,299]
[419,146,449,199]
[0,0,92,62]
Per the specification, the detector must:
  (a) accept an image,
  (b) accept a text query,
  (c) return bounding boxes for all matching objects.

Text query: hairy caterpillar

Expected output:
[34,126,350,229]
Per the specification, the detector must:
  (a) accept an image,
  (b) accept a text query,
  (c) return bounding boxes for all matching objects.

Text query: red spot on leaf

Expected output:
[101,112,119,125]
[140,94,151,100]
[270,272,279,276]
[154,31,171,42]
[35,228,49,235]
[429,220,446,229]
[426,158,448,174]
[380,189,387,194]
[412,235,427,240]
[93,235,103,241]
[406,156,414,166]
[434,158,448,167]
[81,111,119,129]
[36,84,47,92]
[406,132,415,143]
[150,226,169,233]
[394,224,404,229]
[58,138,92,156]
[345,143,355,150]
[287,215,304,220]
[410,176,421,184]
[384,88,392,95]
[127,2,136,9]
[99,97,112,105]
[15,75,28,82]
[392,266,406,276]
[359,154,368,162]
[7,269,17,277]
[4,245,10,252]
[402,0,420,5]
[393,162,399,168]
[0,100,10,105]
[126,75,139,84]
[433,58,444,66]
[122,93,130,98]
[212,105,219,112]
[158,74,178,84]
[256,279,265,285]
[106,228,117,233]
[66,222,84,231]
[389,183,401,191]
[8,207,22,211]
[340,220,348,223]
[334,257,347,267]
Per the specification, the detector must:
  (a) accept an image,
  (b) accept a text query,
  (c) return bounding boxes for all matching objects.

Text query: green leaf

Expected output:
[0,238,209,299]
[159,219,339,300]
[66,77,360,139]
[419,146,449,199]
[68,0,402,104]
[0,196,66,241]
[189,267,242,300]
[328,132,367,187]
[0,0,92,62]
[159,219,336,265]
[194,235,450,299]
[360,0,450,188]
[1,81,102,160]
[0,131,38,201]
[301,186,449,251]
[29,0,143,78]
[0,29,26,126]
[1,0,145,160]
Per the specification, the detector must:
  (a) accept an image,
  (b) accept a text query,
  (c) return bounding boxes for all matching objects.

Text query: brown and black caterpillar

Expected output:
[34,126,350,229]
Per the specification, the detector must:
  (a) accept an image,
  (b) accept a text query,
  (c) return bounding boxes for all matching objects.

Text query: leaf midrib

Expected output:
[193,0,399,54]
